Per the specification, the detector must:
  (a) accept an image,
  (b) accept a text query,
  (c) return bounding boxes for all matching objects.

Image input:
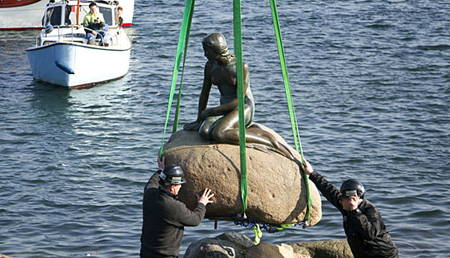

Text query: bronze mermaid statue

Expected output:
[184,33,294,160]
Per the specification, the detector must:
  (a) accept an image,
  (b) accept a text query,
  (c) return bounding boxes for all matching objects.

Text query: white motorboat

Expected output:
[26,0,132,88]
[0,0,134,30]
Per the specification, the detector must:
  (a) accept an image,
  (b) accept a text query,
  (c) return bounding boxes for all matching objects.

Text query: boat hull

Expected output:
[27,42,131,88]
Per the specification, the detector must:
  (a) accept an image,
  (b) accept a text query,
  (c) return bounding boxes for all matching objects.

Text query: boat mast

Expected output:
[76,0,80,25]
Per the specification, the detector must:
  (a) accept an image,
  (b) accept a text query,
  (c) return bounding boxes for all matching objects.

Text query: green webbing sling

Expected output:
[159,0,195,158]
[233,0,248,217]
[173,0,195,133]
[269,0,312,222]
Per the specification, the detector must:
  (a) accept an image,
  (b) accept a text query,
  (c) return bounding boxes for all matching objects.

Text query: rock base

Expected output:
[162,126,322,225]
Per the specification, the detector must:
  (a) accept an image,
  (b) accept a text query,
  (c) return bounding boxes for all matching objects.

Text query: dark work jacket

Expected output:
[140,171,206,258]
[309,171,399,258]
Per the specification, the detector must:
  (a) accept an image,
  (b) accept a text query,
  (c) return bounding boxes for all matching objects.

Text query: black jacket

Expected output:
[140,171,206,258]
[309,171,399,258]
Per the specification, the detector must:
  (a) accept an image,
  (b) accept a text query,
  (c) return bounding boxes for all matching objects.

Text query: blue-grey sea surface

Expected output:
[0,0,449,257]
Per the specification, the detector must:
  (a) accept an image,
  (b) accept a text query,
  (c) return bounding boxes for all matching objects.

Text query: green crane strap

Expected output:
[159,0,195,158]
[269,0,312,222]
[173,0,195,133]
[233,0,248,217]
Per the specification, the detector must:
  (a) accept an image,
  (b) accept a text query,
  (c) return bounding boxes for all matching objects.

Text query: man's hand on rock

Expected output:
[198,188,214,206]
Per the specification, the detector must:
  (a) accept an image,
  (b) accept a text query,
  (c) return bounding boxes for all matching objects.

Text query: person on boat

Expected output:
[42,8,52,26]
[64,5,72,25]
[140,157,214,258]
[300,160,399,258]
[83,2,108,46]
[117,6,123,27]
[184,32,293,159]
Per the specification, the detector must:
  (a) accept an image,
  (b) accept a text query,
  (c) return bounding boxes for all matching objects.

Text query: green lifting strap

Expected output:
[233,0,248,217]
[159,0,195,158]
[269,0,312,222]
[173,0,195,133]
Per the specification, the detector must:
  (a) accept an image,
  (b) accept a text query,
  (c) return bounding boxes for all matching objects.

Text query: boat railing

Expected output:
[83,27,107,46]
[37,24,89,46]
[36,24,120,47]
[62,25,87,44]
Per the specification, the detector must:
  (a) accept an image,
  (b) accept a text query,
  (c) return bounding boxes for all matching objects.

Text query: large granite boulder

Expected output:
[162,124,321,225]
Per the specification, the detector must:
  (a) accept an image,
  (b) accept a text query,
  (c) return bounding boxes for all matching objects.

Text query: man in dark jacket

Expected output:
[301,160,399,258]
[140,160,214,258]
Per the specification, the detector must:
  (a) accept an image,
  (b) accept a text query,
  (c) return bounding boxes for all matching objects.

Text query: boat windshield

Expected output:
[43,4,115,27]
[75,5,114,26]
[43,6,63,26]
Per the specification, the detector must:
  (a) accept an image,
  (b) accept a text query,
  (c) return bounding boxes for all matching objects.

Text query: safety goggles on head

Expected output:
[339,190,359,200]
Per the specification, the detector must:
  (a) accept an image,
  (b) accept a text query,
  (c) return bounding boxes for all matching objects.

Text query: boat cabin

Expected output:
[42,0,118,27]
[39,0,121,46]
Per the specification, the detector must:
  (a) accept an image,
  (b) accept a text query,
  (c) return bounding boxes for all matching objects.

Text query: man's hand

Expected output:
[158,156,165,170]
[198,188,214,206]
[300,159,314,175]
[340,194,360,212]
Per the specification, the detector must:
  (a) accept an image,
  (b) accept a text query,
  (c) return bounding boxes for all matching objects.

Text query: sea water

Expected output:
[0,0,449,257]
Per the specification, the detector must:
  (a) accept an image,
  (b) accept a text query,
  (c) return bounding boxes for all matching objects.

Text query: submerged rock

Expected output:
[184,232,251,258]
[185,232,351,258]
[245,242,305,258]
[184,237,242,258]
[162,124,322,225]
[215,232,256,253]
[288,240,353,258]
